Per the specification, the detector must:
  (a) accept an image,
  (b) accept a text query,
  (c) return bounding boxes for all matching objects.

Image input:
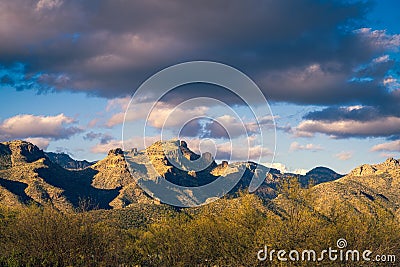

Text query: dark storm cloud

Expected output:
[0,0,386,99]
[304,106,383,122]
[2,0,400,143]
[203,120,230,139]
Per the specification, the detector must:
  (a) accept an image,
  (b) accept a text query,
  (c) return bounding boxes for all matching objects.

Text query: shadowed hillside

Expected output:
[0,141,119,211]
[44,152,95,170]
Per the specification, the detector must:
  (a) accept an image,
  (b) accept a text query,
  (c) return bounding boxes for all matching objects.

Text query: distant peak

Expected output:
[306,166,338,175]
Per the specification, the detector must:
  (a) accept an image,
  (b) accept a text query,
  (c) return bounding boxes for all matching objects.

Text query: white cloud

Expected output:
[36,0,62,11]
[373,55,390,63]
[264,162,308,175]
[148,104,208,129]
[334,151,353,161]
[289,141,323,152]
[106,112,126,127]
[0,113,82,140]
[346,105,363,111]
[106,96,131,112]
[105,100,209,129]
[371,140,400,152]
[264,162,288,173]
[355,28,400,51]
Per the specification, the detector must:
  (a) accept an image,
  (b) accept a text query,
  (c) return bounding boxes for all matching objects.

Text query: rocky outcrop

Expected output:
[90,149,135,189]
[350,158,399,176]
[108,148,124,156]
[350,164,377,176]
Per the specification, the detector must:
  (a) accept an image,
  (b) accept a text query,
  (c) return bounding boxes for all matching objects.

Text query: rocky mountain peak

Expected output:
[2,140,45,166]
[350,158,400,177]
[382,157,399,168]
[108,148,124,156]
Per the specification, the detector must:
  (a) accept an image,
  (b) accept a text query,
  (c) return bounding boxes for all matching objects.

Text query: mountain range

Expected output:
[0,140,398,220]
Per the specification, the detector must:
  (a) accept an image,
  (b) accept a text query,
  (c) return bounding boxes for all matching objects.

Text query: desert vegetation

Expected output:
[0,178,398,266]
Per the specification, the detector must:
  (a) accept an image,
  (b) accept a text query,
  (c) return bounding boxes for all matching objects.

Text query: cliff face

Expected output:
[91,148,134,189]
[89,148,154,208]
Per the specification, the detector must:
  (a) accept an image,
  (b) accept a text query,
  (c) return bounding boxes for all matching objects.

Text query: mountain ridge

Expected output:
[44,152,95,170]
[0,139,390,212]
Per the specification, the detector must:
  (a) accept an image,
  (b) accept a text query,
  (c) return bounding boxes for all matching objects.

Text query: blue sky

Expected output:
[1,0,400,174]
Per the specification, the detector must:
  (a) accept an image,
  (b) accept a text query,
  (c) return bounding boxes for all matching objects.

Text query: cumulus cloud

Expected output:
[334,151,353,161]
[355,28,400,52]
[0,114,82,141]
[147,105,209,129]
[289,141,323,152]
[105,99,209,129]
[371,140,400,152]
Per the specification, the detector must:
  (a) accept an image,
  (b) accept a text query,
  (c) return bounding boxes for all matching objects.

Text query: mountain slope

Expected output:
[44,152,94,170]
[274,158,400,221]
[0,141,120,211]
